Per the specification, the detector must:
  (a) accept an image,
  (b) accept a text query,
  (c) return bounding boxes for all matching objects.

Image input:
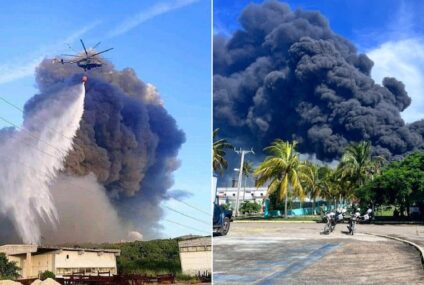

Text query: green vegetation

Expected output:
[64,239,182,275]
[239,201,261,214]
[357,152,424,218]
[39,270,55,280]
[221,203,232,210]
[235,215,320,222]
[176,272,198,281]
[255,140,310,218]
[214,134,423,220]
[213,128,233,174]
[113,240,181,275]
[0,253,20,280]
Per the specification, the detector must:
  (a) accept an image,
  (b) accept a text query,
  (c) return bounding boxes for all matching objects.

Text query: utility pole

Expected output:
[234,147,254,217]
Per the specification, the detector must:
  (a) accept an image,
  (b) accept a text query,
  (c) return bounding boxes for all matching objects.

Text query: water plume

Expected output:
[0,83,85,244]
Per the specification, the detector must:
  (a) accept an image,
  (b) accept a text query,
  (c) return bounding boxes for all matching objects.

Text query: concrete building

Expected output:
[0,245,120,279]
[178,237,211,276]
[216,187,325,215]
[216,186,268,208]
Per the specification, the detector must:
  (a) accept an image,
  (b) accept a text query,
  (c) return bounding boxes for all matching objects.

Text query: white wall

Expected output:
[179,249,211,276]
[55,250,116,269]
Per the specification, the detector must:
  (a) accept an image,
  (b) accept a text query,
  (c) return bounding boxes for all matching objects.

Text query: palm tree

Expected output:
[242,160,254,201]
[213,128,232,175]
[302,162,330,215]
[337,141,384,199]
[320,167,341,211]
[254,140,310,218]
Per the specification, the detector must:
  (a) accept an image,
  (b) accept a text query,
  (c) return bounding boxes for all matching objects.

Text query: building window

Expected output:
[66,254,69,259]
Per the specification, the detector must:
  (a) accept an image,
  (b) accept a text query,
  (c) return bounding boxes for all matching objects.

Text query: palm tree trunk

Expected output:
[243,177,247,201]
[284,194,288,218]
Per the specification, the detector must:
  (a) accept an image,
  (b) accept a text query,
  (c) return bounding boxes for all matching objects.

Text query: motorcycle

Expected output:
[347,208,373,235]
[347,211,361,235]
[322,209,347,234]
[323,212,336,234]
[361,208,373,224]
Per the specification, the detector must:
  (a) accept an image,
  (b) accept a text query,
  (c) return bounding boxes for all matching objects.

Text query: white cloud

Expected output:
[0,22,99,85]
[367,38,424,123]
[108,0,200,38]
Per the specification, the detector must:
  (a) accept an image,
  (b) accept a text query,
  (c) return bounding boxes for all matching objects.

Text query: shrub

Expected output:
[0,253,20,280]
[240,201,261,214]
[40,270,55,280]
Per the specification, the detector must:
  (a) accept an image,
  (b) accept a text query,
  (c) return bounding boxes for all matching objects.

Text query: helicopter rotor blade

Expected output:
[66,43,78,53]
[80,39,88,56]
[89,48,113,57]
[92,41,101,49]
[60,54,80,57]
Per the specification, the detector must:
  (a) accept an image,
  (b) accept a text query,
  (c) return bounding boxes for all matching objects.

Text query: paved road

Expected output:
[213,222,424,285]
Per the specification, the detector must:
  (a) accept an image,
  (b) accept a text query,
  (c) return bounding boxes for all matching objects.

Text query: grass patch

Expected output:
[176,273,198,281]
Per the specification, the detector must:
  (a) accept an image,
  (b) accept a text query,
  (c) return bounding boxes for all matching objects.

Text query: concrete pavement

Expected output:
[213,222,424,285]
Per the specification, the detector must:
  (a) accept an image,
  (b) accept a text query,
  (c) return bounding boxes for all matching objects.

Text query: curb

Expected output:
[364,232,424,270]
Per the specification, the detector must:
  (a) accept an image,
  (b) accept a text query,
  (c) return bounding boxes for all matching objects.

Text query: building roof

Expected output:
[0,244,120,256]
[178,237,211,248]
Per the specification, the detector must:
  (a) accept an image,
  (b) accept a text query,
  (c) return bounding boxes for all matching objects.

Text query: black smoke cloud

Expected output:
[24,58,185,240]
[214,1,424,161]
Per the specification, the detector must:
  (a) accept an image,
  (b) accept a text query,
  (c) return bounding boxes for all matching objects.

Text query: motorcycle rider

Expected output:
[347,208,361,235]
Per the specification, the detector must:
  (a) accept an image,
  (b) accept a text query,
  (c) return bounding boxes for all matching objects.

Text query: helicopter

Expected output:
[53,39,113,72]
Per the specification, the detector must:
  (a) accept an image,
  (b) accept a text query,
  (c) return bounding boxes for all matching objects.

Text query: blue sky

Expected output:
[214,0,424,123]
[0,0,211,239]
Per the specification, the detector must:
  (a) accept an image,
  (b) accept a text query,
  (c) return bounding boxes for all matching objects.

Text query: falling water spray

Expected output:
[0,83,85,244]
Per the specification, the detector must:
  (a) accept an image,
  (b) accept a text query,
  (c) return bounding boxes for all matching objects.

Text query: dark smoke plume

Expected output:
[24,58,185,240]
[214,1,424,161]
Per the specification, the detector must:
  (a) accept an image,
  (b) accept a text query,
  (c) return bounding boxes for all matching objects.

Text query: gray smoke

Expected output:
[40,174,130,243]
[13,57,185,241]
[214,0,424,161]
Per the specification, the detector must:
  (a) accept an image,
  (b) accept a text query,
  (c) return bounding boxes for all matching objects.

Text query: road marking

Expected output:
[253,243,340,285]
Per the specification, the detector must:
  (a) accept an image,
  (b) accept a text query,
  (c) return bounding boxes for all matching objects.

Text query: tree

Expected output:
[337,141,384,201]
[40,270,55,281]
[243,161,254,181]
[254,140,310,218]
[242,160,255,200]
[302,162,329,214]
[213,128,233,174]
[0,253,20,280]
[319,167,341,210]
[239,201,261,214]
[358,152,424,218]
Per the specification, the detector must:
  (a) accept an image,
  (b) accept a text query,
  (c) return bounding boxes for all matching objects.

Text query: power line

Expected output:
[0,115,73,158]
[0,154,211,237]
[163,218,210,235]
[0,150,210,238]
[0,109,211,221]
[171,198,211,216]
[0,94,79,141]
[0,99,212,236]
[164,205,210,226]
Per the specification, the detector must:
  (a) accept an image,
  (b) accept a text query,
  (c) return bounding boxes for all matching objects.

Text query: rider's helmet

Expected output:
[367,208,372,214]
